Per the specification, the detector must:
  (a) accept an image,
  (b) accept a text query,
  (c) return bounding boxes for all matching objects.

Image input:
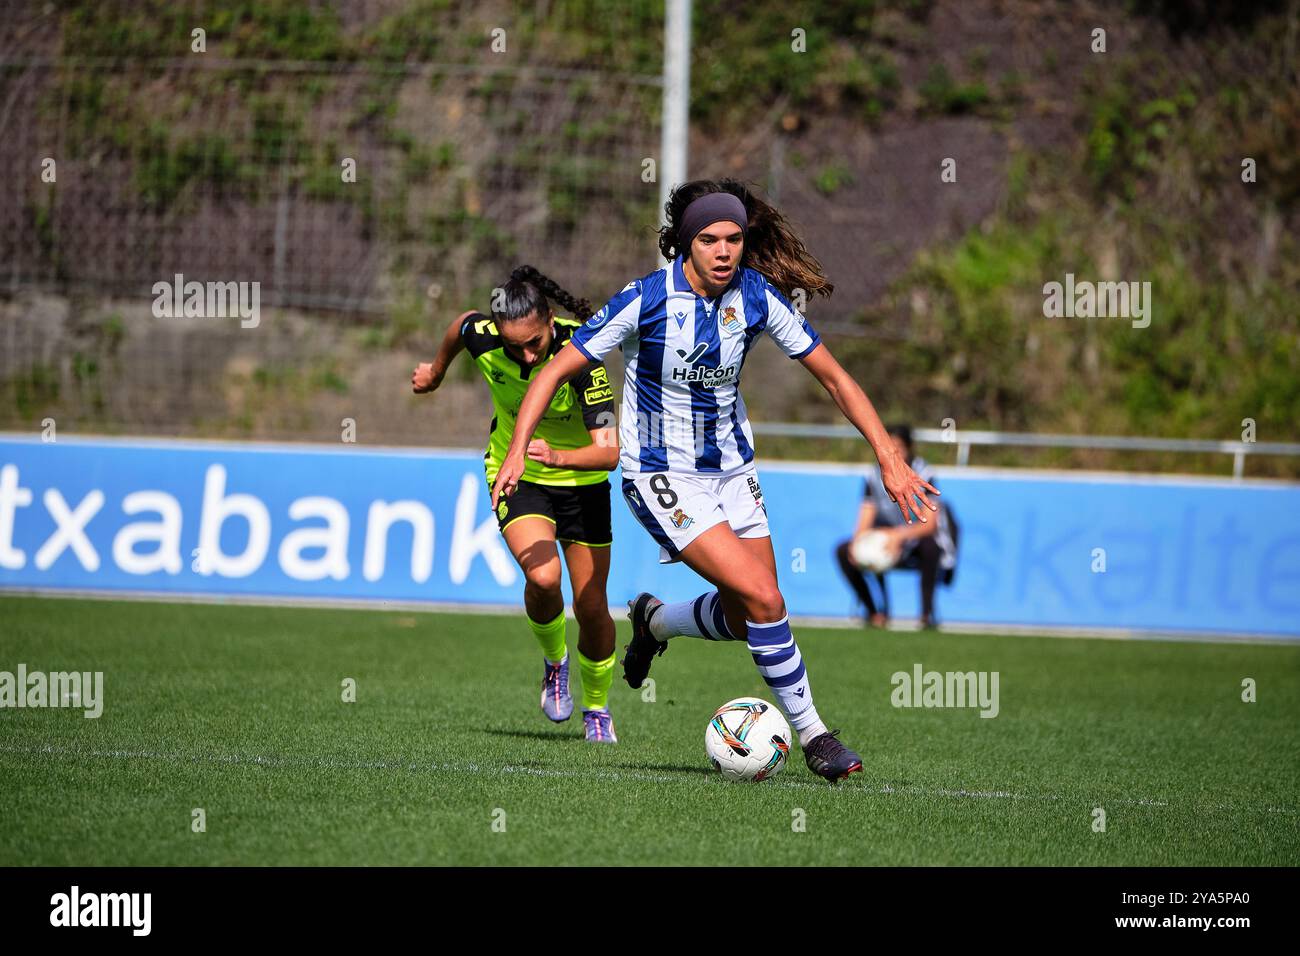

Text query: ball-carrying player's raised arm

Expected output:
[797,341,940,525]
[490,341,592,508]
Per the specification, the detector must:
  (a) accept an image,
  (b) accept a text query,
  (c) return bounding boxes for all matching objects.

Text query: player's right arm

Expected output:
[412,309,477,393]
[492,343,593,507]
[492,280,642,507]
[525,364,618,471]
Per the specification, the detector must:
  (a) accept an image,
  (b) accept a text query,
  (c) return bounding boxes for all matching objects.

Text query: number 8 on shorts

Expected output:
[621,466,771,565]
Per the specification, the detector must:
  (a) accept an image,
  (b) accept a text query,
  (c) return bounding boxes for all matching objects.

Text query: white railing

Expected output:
[750,424,1300,480]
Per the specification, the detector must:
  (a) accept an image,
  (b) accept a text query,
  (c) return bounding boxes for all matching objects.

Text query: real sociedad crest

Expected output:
[720,306,743,334]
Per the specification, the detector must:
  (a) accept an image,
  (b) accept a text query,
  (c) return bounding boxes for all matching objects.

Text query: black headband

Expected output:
[678,192,748,250]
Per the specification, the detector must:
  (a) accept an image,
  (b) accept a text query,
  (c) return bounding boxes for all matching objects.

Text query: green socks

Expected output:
[529,610,615,711]
[578,650,616,711]
[528,609,568,664]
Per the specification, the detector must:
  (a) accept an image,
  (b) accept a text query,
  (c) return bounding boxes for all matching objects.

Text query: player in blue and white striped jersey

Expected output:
[566,237,817,479]
[492,179,939,782]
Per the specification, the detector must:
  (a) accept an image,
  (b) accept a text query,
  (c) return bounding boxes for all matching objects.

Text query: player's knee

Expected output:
[742,580,785,622]
[523,563,562,595]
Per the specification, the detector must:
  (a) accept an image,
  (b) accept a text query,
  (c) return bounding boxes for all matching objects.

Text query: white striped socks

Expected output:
[651,591,736,641]
[746,616,827,740]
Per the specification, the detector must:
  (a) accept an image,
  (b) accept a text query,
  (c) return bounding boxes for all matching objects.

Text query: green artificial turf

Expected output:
[1,596,1296,866]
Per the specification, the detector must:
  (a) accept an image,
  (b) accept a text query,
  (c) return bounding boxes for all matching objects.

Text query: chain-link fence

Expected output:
[3,1,1296,476]
[2,21,663,312]
[0,0,669,441]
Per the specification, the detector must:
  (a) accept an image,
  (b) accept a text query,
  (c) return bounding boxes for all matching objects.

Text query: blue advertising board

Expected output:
[1,437,1296,638]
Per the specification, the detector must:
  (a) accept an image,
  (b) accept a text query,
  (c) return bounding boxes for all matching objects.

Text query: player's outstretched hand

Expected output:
[526,439,560,467]
[491,451,526,510]
[880,453,940,524]
[411,362,441,393]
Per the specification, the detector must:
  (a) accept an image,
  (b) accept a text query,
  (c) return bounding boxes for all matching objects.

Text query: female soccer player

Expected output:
[491,182,939,780]
[412,265,620,743]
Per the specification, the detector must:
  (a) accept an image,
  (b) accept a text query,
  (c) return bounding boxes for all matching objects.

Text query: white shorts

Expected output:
[621,466,770,564]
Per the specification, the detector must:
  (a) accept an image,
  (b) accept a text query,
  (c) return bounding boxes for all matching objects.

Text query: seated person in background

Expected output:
[833,425,957,630]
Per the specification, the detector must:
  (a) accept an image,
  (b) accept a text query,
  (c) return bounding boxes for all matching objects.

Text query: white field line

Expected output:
[1,741,1293,816]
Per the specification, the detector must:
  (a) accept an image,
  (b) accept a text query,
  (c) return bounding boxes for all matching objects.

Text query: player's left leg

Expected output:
[554,480,618,743]
[560,541,617,742]
[629,468,861,780]
[664,524,861,781]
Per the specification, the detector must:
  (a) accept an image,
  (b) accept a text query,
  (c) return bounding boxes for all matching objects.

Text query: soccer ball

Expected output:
[850,530,897,573]
[705,697,792,782]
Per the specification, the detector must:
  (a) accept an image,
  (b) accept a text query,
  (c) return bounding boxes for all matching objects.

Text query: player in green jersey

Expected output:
[412,266,621,742]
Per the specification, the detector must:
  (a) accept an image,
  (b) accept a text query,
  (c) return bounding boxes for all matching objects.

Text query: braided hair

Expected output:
[493,265,595,324]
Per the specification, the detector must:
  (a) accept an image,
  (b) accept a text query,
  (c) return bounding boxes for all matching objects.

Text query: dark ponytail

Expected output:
[493,265,595,324]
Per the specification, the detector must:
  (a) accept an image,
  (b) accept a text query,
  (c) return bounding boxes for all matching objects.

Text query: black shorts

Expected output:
[493,478,612,547]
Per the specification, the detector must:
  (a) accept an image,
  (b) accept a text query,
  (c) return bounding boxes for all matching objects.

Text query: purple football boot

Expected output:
[582,708,618,743]
[541,656,574,722]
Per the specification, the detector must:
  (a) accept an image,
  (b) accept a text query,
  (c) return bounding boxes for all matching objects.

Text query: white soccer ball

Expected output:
[705,697,792,782]
[850,530,897,573]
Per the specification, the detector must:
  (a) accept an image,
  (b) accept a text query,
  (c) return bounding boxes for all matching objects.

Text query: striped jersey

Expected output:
[570,256,822,477]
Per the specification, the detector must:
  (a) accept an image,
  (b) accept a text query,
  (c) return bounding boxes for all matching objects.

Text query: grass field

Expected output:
[1,595,1297,866]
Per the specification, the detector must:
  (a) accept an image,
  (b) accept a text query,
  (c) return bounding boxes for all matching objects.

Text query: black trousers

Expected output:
[834,534,942,619]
